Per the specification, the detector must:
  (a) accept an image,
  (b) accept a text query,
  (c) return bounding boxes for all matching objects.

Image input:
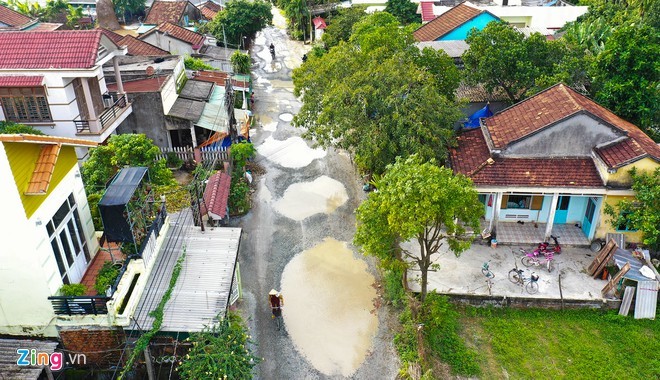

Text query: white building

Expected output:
[0,30,133,157]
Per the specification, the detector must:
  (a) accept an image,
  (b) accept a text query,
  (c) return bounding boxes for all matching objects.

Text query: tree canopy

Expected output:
[231,51,251,74]
[385,0,419,25]
[604,167,660,252]
[321,5,368,49]
[0,121,44,135]
[202,0,272,48]
[354,155,483,301]
[293,12,462,176]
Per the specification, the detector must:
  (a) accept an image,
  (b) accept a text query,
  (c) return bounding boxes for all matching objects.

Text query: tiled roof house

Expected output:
[139,22,205,54]
[413,2,499,41]
[198,1,223,20]
[0,31,132,148]
[450,84,660,245]
[144,0,202,27]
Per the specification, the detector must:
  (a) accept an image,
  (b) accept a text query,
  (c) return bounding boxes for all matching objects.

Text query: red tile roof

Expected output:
[413,3,484,42]
[107,76,169,93]
[145,0,188,25]
[98,28,123,43]
[483,84,660,166]
[595,138,646,168]
[0,30,104,69]
[192,70,250,89]
[0,75,43,87]
[450,128,604,187]
[118,35,169,56]
[147,22,205,49]
[0,4,33,28]
[312,17,326,30]
[198,1,222,20]
[201,171,231,219]
[420,2,436,23]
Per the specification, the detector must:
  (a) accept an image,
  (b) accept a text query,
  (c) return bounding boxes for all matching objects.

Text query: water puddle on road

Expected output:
[281,238,378,377]
[257,136,326,169]
[279,112,294,122]
[273,176,347,221]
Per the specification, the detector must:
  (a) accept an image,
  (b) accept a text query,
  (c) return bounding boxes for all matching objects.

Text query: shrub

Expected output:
[95,261,122,295]
[229,171,250,215]
[383,265,406,308]
[230,142,256,170]
[0,121,45,135]
[165,152,183,168]
[184,56,215,71]
[60,283,87,296]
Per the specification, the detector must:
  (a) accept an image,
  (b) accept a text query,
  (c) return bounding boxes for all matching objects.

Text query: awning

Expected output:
[99,167,149,206]
[0,75,44,87]
[196,86,228,132]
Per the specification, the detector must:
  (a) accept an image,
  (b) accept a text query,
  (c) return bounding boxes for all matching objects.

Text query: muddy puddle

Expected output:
[281,238,378,377]
[273,176,348,221]
[279,112,294,122]
[257,136,326,169]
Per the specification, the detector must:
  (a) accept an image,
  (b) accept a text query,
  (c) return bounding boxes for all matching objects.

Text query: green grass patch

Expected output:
[467,307,660,379]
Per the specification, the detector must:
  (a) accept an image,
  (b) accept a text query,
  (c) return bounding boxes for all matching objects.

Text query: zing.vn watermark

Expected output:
[16,348,86,371]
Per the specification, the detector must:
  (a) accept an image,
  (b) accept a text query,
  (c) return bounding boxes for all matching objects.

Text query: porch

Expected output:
[495,222,590,246]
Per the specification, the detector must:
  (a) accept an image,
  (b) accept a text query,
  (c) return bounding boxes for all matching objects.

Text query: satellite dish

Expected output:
[146,66,155,76]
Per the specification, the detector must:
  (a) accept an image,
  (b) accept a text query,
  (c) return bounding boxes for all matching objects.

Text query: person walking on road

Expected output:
[269,289,284,318]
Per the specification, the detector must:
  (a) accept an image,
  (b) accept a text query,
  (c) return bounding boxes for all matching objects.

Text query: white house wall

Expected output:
[161,74,178,115]
[141,33,195,55]
[502,113,622,158]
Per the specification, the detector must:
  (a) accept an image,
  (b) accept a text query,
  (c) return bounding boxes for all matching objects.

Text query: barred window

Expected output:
[0,87,52,122]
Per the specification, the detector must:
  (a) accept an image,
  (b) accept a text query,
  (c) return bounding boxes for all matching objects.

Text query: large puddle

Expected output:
[273,176,348,221]
[256,136,326,168]
[281,238,378,377]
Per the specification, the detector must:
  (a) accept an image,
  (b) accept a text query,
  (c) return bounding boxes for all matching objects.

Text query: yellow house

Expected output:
[450,84,660,246]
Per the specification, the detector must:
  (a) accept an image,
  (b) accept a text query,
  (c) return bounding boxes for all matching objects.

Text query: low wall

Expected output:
[443,293,621,310]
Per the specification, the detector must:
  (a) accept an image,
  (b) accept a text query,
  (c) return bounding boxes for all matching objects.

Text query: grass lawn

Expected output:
[459,307,660,379]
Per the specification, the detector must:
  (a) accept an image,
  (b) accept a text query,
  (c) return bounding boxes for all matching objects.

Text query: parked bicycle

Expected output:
[482,260,495,295]
[508,262,539,294]
[522,250,554,272]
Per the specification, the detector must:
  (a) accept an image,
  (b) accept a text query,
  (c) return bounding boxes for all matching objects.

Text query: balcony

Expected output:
[74,94,132,141]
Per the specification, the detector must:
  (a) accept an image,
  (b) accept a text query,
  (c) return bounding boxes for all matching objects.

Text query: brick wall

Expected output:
[59,327,126,367]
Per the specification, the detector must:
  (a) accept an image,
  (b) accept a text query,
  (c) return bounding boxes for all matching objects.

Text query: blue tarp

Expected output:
[464,104,492,129]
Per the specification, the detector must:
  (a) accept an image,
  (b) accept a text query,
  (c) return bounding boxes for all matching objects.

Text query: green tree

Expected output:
[113,0,145,21]
[462,21,563,103]
[283,0,309,41]
[81,134,174,194]
[592,24,659,140]
[231,51,251,74]
[202,0,272,48]
[0,121,44,135]
[176,312,260,379]
[65,4,83,29]
[293,13,462,176]
[385,0,419,25]
[604,167,660,252]
[321,5,367,49]
[354,155,483,301]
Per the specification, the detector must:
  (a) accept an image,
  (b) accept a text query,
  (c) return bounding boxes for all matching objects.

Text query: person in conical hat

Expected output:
[269,289,284,318]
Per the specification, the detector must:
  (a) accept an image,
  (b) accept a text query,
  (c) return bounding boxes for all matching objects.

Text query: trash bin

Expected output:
[491,239,498,248]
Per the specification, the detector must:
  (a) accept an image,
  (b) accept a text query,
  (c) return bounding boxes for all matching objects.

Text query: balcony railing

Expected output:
[48,296,112,315]
[74,94,129,133]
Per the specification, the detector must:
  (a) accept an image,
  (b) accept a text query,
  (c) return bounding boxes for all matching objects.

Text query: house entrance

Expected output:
[553,196,570,224]
[48,194,91,284]
[582,197,597,238]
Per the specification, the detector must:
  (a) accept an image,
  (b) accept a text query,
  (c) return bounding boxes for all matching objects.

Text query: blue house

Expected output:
[413,3,500,42]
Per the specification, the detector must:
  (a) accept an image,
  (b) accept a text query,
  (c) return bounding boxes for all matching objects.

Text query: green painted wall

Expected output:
[4,143,78,218]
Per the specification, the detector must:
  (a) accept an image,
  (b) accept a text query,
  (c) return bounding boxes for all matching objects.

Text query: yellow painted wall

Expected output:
[594,195,644,242]
[3,143,78,218]
[604,157,659,186]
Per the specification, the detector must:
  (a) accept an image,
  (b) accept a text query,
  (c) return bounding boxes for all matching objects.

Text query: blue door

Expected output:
[582,198,596,237]
[553,196,570,224]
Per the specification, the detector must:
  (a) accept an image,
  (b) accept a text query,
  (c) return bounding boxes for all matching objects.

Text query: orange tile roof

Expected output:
[595,138,647,168]
[0,4,33,28]
[145,0,188,25]
[0,30,104,69]
[107,76,169,93]
[413,3,483,42]
[143,22,204,49]
[199,1,222,20]
[483,84,660,166]
[192,70,250,88]
[450,128,604,187]
[117,35,168,56]
[0,134,98,147]
[25,143,60,195]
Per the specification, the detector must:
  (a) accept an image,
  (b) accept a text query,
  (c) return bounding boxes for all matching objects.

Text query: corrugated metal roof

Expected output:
[99,167,149,206]
[613,248,650,282]
[416,40,469,58]
[196,85,228,132]
[167,97,205,121]
[0,338,58,379]
[634,281,658,319]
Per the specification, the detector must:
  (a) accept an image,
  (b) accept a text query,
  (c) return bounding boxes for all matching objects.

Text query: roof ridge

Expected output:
[559,83,583,112]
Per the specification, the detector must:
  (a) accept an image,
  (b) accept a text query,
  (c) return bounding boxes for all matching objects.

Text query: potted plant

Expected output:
[60,283,87,296]
[95,261,123,296]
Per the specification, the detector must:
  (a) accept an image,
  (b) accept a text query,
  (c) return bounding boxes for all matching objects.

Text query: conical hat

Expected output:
[269,289,278,295]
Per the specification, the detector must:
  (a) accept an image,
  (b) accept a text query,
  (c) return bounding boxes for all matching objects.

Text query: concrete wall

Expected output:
[440,13,499,41]
[117,92,170,148]
[503,113,622,157]
[444,293,621,310]
[59,327,126,367]
[141,32,195,55]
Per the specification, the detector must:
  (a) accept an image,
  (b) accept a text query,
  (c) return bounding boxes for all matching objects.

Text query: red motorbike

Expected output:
[536,235,561,255]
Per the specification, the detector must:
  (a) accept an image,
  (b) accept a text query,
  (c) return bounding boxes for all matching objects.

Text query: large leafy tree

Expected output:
[202,0,272,48]
[604,168,660,252]
[592,24,659,140]
[462,21,563,103]
[354,155,483,301]
[293,13,462,176]
[385,0,418,25]
[321,5,367,49]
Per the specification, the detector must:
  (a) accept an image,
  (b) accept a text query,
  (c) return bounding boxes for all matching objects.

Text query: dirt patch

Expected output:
[459,316,501,380]
[173,169,193,185]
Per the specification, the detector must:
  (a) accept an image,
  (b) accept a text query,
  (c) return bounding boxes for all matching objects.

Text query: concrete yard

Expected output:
[405,240,612,302]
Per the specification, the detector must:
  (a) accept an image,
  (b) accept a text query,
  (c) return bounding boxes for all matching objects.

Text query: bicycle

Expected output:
[481,260,495,295]
[271,307,283,331]
[521,251,554,272]
[508,262,539,294]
